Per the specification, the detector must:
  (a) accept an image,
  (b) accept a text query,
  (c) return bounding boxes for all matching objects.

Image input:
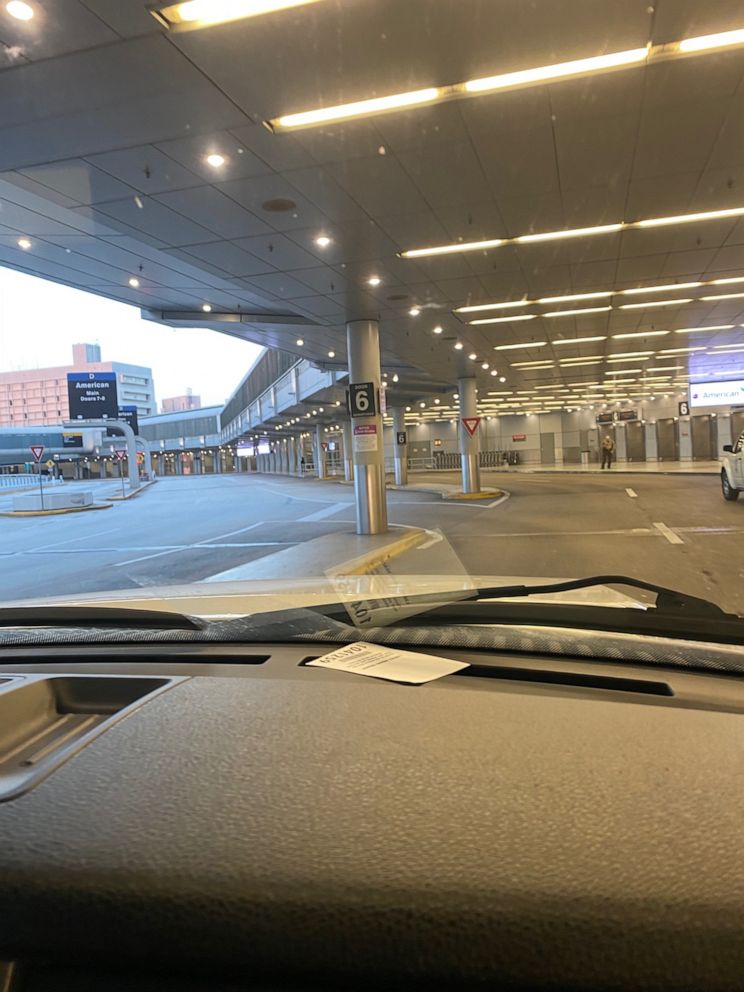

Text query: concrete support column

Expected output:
[614,423,627,462]
[458,377,481,494]
[315,423,327,479]
[392,407,408,486]
[644,422,659,461]
[716,414,732,454]
[288,436,297,475]
[347,319,388,534]
[679,418,692,460]
[342,421,354,482]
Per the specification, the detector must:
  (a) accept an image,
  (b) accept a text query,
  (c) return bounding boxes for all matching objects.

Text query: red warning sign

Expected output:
[461,417,481,437]
[114,449,127,461]
[30,444,45,462]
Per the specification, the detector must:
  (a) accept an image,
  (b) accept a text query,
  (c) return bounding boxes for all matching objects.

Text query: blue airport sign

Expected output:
[67,371,118,420]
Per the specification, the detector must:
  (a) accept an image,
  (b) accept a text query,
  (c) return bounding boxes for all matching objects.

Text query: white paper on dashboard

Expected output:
[307,641,469,684]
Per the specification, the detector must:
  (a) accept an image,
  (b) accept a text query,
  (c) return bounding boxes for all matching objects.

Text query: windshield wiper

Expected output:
[0,606,205,631]
[466,575,734,620]
[314,575,743,644]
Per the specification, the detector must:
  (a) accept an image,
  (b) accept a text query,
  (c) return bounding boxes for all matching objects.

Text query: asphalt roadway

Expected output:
[0,471,743,614]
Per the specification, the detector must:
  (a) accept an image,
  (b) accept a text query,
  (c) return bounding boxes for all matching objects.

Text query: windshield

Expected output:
[1,0,744,628]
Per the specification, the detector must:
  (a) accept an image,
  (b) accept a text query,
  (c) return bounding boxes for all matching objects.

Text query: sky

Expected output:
[0,267,263,409]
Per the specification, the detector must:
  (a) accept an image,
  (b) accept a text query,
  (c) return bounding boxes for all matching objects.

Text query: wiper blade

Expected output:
[469,575,735,620]
[0,606,205,631]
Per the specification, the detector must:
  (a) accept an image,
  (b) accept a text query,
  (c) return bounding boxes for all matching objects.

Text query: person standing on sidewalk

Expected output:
[601,434,615,470]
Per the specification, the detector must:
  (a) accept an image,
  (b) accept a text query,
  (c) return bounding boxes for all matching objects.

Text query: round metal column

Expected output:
[392,407,408,486]
[347,319,388,534]
[315,423,327,479]
[458,376,481,493]
[342,420,354,482]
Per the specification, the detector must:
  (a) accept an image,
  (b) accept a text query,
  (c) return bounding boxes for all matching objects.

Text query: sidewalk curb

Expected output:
[107,478,157,500]
[329,526,428,576]
[0,503,113,517]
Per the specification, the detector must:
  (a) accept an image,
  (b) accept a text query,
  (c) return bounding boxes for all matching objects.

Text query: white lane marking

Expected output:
[21,526,121,553]
[194,521,264,543]
[262,486,348,505]
[625,488,638,498]
[114,541,288,567]
[455,527,659,540]
[298,501,351,522]
[652,521,684,545]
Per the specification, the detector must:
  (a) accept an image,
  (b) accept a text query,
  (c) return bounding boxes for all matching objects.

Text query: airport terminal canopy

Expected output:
[0,0,744,414]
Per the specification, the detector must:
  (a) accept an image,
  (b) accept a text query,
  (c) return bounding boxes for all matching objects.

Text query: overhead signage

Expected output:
[118,405,139,435]
[396,431,407,445]
[596,410,638,424]
[67,371,118,420]
[30,444,45,462]
[349,382,377,418]
[678,400,690,416]
[353,423,378,452]
[512,434,527,442]
[461,417,481,437]
[379,382,387,416]
[62,432,83,449]
[690,379,744,408]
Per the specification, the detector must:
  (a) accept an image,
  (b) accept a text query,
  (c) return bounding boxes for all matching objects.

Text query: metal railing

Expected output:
[0,474,63,490]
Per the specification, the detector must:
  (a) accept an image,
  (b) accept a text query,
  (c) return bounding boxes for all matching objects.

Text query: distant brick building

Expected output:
[162,391,202,414]
[0,344,156,427]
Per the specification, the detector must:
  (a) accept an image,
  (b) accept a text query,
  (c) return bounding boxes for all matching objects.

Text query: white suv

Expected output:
[721,430,744,501]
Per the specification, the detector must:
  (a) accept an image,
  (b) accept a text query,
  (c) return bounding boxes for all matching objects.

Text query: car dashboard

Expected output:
[1,640,744,991]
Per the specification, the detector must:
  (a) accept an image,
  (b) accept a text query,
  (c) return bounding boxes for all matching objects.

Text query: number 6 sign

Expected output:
[349,382,376,417]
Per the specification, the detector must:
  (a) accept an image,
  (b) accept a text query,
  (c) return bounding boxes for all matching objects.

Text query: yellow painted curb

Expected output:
[331,527,427,576]
[445,489,505,501]
[0,503,113,517]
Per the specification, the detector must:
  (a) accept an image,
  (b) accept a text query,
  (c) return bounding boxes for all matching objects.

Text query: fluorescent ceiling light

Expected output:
[712,348,744,355]
[493,341,547,350]
[153,0,323,29]
[620,281,702,294]
[699,292,744,301]
[537,291,613,304]
[553,336,607,345]
[636,206,744,228]
[619,298,693,309]
[543,306,612,317]
[608,351,654,358]
[469,314,537,325]
[606,368,643,375]
[712,276,744,285]
[455,300,529,313]
[558,359,603,366]
[678,28,744,53]
[517,224,624,245]
[403,209,744,259]
[272,87,441,131]
[612,330,669,339]
[646,366,682,372]
[511,360,555,368]
[466,47,648,93]
[674,324,734,333]
[606,356,651,363]
[659,346,707,354]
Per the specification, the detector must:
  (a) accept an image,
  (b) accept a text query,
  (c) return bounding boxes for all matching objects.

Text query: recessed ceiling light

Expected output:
[206,153,226,168]
[6,1,33,19]
[328,350,335,358]
[315,235,331,247]
[409,307,421,316]
[454,342,464,350]
[202,303,212,312]
[432,325,443,334]
[296,338,304,346]
[392,373,399,382]
[128,277,140,288]
[468,352,477,360]
[481,362,490,369]
[17,237,31,249]
[368,276,381,287]
[499,376,506,382]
